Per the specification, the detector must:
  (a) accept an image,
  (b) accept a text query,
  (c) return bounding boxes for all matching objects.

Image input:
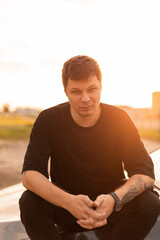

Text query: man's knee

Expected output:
[146,190,160,218]
[134,189,160,221]
[19,190,46,218]
[19,191,62,240]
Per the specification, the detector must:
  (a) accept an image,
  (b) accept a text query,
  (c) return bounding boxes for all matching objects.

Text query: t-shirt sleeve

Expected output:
[22,111,52,178]
[121,110,155,179]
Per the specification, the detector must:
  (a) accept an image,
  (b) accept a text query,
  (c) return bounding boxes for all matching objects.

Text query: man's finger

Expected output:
[93,219,107,228]
[77,218,95,230]
[81,195,94,208]
[77,217,95,226]
[93,194,106,208]
[88,208,106,220]
[77,218,107,229]
[77,221,93,230]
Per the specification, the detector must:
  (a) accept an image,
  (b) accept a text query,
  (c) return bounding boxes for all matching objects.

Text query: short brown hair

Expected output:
[62,55,102,90]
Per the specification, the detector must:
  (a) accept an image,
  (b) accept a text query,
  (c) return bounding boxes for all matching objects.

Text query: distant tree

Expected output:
[3,103,10,113]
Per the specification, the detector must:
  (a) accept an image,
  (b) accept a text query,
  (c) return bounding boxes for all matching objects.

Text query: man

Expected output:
[19,55,160,240]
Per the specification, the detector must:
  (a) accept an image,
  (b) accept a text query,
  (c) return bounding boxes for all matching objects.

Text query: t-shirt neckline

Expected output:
[67,102,104,130]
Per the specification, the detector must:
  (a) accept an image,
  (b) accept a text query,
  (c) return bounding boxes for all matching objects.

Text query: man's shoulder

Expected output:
[101,103,128,116]
[35,102,69,125]
[41,102,69,116]
[101,103,132,125]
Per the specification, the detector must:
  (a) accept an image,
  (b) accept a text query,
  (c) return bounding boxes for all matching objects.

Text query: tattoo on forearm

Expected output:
[122,186,138,203]
[122,177,153,204]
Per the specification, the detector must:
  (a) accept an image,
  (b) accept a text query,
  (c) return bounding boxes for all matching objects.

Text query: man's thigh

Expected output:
[19,190,77,225]
[103,189,160,240]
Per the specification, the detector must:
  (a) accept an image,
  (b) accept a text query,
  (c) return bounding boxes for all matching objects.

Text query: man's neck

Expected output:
[70,105,101,127]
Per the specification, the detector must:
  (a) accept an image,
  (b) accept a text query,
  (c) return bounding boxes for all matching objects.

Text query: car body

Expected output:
[0,148,160,240]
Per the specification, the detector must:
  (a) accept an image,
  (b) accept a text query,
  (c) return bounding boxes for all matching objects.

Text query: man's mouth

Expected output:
[80,105,93,110]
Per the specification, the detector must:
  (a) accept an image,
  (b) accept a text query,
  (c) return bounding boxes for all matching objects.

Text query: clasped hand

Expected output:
[67,194,115,230]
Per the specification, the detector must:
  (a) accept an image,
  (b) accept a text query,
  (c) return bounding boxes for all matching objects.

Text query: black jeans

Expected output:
[19,189,160,240]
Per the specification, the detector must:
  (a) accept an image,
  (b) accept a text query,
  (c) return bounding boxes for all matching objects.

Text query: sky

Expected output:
[0,0,160,111]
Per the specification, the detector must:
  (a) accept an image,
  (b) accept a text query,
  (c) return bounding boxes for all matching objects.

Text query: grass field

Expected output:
[0,114,36,140]
[138,129,160,141]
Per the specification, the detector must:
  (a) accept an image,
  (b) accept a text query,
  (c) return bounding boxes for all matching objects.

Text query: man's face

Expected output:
[65,75,102,118]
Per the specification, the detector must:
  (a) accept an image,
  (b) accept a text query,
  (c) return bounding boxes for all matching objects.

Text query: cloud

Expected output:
[40,58,60,66]
[0,58,59,75]
[64,0,95,6]
[0,50,5,58]
[0,21,12,26]
[0,62,32,74]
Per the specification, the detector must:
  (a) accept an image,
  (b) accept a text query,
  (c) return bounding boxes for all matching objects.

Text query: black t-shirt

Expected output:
[22,102,155,200]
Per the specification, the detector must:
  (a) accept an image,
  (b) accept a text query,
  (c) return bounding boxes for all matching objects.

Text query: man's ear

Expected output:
[64,88,67,96]
[100,82,102,90]
[99,83,102,93]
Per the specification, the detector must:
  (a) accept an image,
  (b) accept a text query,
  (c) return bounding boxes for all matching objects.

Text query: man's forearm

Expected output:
[76,174,155,229]
[115,174,154,204]
[22,170,72,209]
[22,170,106,223]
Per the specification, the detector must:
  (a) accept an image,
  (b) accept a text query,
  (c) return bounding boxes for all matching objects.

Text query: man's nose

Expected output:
[81,92,90,102]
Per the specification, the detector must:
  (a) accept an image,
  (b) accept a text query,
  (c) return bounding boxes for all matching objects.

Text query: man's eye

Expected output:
[89,88,97,91]
[71,90,80,94]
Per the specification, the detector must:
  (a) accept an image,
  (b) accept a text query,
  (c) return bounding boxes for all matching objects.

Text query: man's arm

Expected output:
[77,174,154,229]
[115,174,154,204]
[22,170,105,222]
[22,170,72,208]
